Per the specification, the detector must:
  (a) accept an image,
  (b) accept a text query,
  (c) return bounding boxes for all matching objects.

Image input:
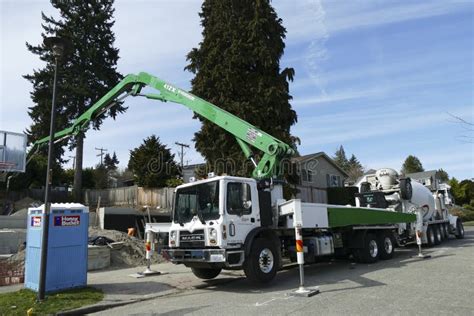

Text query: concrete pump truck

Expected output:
[32,72,464,284]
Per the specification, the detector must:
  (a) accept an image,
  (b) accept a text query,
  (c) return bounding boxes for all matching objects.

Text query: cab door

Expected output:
[224,180,260,245]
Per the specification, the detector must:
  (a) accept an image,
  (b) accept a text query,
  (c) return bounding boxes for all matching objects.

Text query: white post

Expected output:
[141,229,161,275]
[290,200,319,297]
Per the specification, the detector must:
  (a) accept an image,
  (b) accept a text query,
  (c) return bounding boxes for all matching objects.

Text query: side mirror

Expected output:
[243,200,252,209]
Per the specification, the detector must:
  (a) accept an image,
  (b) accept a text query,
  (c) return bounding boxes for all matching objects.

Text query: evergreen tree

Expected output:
[185,0,298,176]
[347,154,364,183]
[103,152,119,171]
[401,155,424,175]
[333,145,349,171]
[437,168,449,183]
[93,164,109,189]
[128,135,179,188]
[25,0,125,201]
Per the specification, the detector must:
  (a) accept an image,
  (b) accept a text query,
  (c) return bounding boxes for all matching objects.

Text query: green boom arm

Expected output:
[31,72,295,179]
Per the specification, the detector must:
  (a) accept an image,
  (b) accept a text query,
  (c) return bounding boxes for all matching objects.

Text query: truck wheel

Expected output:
[378,232,395,260]
[191,267,222,280]
[356,233,380,263]
[443,223,449,238]
[426,226,435,247]
[433,225,442,245]
[400,178,413,200]
[243,238,278,283]
[439,224,446,241]
[455,220,465,239]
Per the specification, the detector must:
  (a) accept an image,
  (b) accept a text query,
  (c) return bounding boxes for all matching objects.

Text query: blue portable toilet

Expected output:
[25,203,89,293]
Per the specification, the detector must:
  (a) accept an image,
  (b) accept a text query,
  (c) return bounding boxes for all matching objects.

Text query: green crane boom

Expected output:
[31,72,295,179]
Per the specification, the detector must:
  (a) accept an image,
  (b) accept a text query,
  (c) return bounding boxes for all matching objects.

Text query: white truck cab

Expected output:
[164,175,275,276]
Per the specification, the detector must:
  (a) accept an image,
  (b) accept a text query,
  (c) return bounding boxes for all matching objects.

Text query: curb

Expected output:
[57,272,243,315]
[57,289,179,315]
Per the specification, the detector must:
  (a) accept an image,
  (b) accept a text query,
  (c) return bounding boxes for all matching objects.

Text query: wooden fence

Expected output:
[83,186,174,211]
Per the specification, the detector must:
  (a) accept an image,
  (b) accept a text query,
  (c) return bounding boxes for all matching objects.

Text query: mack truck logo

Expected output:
[181,235,203,241]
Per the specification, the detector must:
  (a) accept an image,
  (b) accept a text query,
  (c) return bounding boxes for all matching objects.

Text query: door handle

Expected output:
[229,223,236,236]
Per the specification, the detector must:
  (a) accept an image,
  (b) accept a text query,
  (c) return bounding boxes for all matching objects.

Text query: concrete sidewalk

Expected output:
[0,261,245,314]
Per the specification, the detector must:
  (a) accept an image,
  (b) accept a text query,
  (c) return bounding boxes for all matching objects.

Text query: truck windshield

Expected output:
[174,181,220,224]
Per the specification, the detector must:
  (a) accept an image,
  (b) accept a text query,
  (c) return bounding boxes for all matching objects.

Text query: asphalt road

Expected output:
[94,227,474,316]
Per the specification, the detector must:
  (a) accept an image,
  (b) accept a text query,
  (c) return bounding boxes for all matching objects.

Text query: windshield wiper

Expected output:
[196,208,206,225]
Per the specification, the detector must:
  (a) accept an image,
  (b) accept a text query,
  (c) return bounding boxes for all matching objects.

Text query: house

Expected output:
[182,163,206,183]
[292,152,349,203]
[406,170,443,191]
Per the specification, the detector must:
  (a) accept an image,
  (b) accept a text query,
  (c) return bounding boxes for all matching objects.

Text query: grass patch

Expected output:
[0,287,103,315]
[463,221,474,226]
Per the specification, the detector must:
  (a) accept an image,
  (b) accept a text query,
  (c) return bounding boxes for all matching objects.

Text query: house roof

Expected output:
[406,170,438,180]
[182,163,206,171]
[291,152,349,178]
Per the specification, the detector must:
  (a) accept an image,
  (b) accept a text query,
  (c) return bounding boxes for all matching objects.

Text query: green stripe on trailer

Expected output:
[327,207,416,228]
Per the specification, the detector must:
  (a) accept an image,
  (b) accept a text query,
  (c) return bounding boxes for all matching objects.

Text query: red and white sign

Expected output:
[31,216,42,227]
[54,215,80,227]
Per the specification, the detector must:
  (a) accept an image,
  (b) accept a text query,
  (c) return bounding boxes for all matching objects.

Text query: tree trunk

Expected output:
[73,133,84,202]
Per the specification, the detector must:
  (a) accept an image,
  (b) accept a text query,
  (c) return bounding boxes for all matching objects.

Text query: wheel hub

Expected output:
[384,237,393,254]
[258,248,274,273]
[369,240,378,257]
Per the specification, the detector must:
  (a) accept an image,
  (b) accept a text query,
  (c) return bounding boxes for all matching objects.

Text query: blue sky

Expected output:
[1,0,473,179]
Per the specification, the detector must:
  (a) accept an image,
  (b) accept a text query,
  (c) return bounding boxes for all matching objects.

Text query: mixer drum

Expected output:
[410,181,436,220]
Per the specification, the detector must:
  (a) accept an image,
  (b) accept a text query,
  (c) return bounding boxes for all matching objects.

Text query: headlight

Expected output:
[170,230,177,246]
[208,228,217,244]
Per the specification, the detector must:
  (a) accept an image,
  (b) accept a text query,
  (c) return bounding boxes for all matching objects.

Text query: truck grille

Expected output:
[180,230,205,248]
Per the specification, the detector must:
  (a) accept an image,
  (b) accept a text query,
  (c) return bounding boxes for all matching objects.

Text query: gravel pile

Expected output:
[89,227,165,268]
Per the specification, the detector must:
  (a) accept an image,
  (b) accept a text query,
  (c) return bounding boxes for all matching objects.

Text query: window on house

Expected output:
[302,169,313,182]
[326,174,341,187]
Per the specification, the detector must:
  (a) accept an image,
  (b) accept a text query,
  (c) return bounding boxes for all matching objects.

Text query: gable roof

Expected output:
[291,152,349,178]
[406,170,438,180]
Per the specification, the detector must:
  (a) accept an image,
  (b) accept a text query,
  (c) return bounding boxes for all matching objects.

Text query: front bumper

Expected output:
[162,248,227,263]
[162,248,244,267]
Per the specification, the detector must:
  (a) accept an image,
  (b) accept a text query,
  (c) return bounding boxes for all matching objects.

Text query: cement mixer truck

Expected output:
[355,168,465,247]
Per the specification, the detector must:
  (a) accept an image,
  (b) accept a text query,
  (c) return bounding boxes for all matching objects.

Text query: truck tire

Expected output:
[191,267,222,280]
[439,224,447,241]
[399,178,413,200]
[378,232,395,260]
[455,219,465,239]
[443,223,449,238]
[426,225,435,247]
[356,233,380,263]
[433,225,442,245]
[243,238,278,283]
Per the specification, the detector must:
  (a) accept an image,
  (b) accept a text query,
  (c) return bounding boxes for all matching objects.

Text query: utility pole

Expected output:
[95,147,107,166]
[175,142,189,173]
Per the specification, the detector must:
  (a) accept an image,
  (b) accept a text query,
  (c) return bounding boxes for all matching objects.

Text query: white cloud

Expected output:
[276,0,471,43]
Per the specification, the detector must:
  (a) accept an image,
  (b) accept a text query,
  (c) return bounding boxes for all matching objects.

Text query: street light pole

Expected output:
[38,36,71,301]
